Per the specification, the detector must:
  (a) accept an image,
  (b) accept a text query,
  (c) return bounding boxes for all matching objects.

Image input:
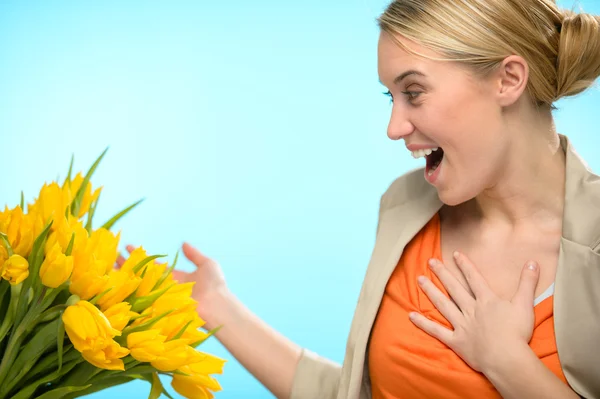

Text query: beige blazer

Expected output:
[290,135,600,399]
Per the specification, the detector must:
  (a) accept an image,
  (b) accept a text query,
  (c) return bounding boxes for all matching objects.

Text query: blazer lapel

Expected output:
[342,179,442,399]
[554,136,600,398]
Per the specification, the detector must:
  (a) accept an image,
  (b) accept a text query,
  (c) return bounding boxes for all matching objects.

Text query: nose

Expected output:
[387,105,415,140]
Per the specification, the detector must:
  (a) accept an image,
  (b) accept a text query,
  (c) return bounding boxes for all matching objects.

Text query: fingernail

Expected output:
[453,251,460,259]
[417,275,427,285]
[409,312,418,320]
[527,262,537,271]
[428,259,436,269]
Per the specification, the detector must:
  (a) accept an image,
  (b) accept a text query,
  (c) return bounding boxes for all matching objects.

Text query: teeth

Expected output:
[427,158,442,176]
[411,147,439,159]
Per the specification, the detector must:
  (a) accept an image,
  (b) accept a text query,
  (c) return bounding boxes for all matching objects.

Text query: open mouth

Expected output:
[425,148,444,175]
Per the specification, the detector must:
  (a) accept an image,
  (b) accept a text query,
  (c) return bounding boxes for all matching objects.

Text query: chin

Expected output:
[435,185,477,207]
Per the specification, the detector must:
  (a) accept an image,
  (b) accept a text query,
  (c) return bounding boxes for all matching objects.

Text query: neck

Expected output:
[468,111,566,230]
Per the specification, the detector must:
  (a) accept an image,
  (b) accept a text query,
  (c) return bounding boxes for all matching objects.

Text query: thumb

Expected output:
[182,242,209,268]
[512,261,540,308]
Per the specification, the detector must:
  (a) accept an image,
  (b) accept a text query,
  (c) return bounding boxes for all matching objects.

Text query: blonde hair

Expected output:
[378,0,600,106]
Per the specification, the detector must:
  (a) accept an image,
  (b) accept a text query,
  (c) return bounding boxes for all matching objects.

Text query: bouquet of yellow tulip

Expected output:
[0,150,225,399]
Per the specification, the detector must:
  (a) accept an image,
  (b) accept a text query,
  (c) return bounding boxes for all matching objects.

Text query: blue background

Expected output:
[0,1,598,398]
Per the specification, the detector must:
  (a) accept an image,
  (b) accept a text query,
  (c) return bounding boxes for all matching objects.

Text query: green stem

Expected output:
[0,300,44,388]
[0,284,22,344]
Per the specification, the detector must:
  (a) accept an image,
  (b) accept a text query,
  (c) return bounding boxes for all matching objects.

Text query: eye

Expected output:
[401,91,421,101]
[383,90,394,104]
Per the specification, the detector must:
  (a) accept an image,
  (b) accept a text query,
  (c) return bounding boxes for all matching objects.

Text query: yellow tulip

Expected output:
[0,205,36,258]
[44,217,88,256]
[1,254,29,285]
[171,375,214,399]
[184,352,226,376]
[171,353,226,399]
[152,311,206,342]
[103,302,137,331]
[81,339,130,371]
[39,243,74,288]
[150,340,205,372]
[0,245,7,269]
[96,270,142,311]
[86,228,120,275]
[69,270,110,300]
[135,260,167,297]
[149,282,198,317]
[119,246,149,274]
[62,172,102,218]
[127,329,166,362]
[62,300,122,352]
[29,182,70,231]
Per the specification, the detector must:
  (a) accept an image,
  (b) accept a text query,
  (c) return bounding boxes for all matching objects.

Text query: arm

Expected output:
[205,288,341,399]
[174,241,342,399]
[483,342,580,399]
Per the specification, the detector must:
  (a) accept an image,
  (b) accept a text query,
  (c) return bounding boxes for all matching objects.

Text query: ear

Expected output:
[494,55,529,107]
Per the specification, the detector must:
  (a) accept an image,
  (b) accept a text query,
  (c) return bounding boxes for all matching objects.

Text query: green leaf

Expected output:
[65,233,75,257]
[0,283,21,344]
[128,372,174,399]
[20,191,24,210]
[62,377,133,399]
[149,372,163,399]
[11,359,80,399]
[170,320,192,341]
[130,282,175,313]
[0,232,14,257]
[70,147,107,218]
[122,310,174,335]
[152,250,179,292]
[0,319,60,396]
[25,345,78,382]
[59,361,100,391]
[64,154,75,186]
[57,312,66,372]
[85,193,101,233]
[18,220,53,322]
[191,325,222,348]
[101,198,144,231]
[37,304,66,324]
[34,384,92,399]
[88,287,112,306]
[132,254,167,275]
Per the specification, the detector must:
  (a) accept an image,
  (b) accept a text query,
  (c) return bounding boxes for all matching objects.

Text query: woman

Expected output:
[124,1,600,397]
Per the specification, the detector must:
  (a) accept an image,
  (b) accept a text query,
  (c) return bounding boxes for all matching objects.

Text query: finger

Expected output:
[453,251,492,300]
[126,245,136,253]
[409,312,454,345]
[171,270,187,281]
[417,275,463,326]
[182,242,209,268]
[512,261,540,308]
[428,258,475,310]
[115,254,126,269]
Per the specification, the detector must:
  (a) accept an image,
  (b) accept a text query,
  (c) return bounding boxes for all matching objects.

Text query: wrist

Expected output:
[201,287,239,331]
[482,341,534,381]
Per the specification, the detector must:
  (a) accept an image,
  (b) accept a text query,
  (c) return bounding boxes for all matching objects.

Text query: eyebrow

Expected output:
[393,70,425,84]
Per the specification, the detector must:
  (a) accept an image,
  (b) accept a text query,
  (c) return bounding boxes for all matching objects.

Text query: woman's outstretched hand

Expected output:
[116,242,228,330]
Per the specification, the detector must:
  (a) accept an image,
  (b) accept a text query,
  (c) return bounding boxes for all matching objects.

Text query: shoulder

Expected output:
[379,167,433,212]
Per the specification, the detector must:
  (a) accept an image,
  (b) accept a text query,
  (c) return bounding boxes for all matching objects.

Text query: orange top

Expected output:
[368,213,567,399]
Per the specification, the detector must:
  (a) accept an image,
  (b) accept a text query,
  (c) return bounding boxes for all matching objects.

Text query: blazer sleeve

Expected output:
[289,348,342,399]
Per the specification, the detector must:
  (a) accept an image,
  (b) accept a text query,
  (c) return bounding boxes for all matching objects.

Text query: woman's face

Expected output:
[377,31,511,206]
